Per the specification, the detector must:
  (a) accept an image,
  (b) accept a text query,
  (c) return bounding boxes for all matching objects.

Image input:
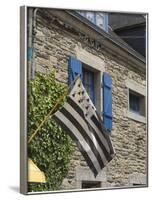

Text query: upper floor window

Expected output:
[77,11,108,32]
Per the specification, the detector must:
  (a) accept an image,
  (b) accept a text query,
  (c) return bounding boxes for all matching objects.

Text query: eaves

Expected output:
[49,9,146,73]
[114,22,145,32]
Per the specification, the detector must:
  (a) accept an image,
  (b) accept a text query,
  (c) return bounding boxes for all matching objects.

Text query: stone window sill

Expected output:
[75,167,107,189]
[127,110,146,123]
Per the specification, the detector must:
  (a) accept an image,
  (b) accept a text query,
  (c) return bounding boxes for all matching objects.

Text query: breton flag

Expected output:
[52,76,115,177]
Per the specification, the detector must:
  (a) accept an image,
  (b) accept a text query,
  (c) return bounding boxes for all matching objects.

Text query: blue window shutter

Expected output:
[68,56,82,85]
[103,72,112,131]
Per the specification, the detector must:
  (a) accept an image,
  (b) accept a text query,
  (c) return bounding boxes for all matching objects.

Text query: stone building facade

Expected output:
[27,8,147,190]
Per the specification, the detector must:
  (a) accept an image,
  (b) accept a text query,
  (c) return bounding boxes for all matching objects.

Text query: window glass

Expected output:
[129,90,145,116]
[129,92,140,113]
[96,14,104,29]
[77,11,108,32]
[82,181,101,189]
[77,11,86,17]
[86,12,95,23]
[82,68,95,103]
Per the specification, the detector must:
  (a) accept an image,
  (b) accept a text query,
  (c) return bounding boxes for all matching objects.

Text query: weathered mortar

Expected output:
[33,10,147,189]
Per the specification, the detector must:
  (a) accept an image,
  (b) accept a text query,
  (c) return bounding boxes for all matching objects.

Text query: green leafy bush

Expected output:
[27,72,73,192]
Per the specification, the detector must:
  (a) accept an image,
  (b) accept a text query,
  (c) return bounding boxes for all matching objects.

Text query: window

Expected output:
[132,183,145,186]
[96,13,104,29]
[77,11,108,32]
[86,12,95,23]
[82,67,95,103]
[129,90,140,113]
[69,56,113,130]
[129,90,145,116]
[82,181,101,189]
[128,173,147,186]
[125,79,146,123]
[75,167,107,189]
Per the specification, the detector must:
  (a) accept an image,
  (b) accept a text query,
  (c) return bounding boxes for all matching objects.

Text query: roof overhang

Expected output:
[41,9,146,73]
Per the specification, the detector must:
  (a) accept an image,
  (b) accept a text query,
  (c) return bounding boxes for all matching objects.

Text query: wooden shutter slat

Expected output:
[103,73,112,131]
[68,56,82,85]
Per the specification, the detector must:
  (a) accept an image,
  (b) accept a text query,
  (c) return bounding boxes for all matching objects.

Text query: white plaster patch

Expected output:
[75,45,105,72]
[125,79,146,96]
[129,173,147,185]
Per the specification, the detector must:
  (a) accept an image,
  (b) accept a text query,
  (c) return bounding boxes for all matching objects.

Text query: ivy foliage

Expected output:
[27,72,73,192]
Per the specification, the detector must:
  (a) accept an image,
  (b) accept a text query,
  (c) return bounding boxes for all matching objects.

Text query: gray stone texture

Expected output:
[32,10,147,189]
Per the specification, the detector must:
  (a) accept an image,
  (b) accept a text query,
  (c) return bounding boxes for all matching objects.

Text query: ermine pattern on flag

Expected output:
[52,76,115,177]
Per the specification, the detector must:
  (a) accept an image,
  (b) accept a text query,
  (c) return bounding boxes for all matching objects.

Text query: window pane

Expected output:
[83,68,95,103]
[129,92,140,113]
[96,14,104,28]
[97,12,104,17]
[77,11,108,32]
[86,12,95,23]
[77,11,86,17]
[82,181,101,189]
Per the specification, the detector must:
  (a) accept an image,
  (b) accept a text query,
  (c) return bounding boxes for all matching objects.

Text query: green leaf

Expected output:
[27,72,73,192]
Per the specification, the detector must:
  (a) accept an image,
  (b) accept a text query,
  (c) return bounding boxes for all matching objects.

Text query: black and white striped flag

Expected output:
[52,76,115,177]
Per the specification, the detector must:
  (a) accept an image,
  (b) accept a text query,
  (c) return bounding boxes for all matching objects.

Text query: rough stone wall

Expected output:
[33,10,147,189]
[105,59,146,187]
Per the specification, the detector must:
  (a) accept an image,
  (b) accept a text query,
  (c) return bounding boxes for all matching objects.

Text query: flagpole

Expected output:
[28,89,68,144]
[28,74,80,144]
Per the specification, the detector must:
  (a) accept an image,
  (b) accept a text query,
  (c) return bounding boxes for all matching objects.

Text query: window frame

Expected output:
[82,66,95,104]
[125,79,146,123]
[75,167,107,189]
[77,11,108,32]
[81,180,102,189]
[81,62,102,116]
[128,173,147,186]
[75,45,105,117]
[129,89,141,114]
